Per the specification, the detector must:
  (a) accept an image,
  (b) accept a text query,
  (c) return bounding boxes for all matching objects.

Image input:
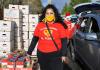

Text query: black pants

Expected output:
[37,51,63,70]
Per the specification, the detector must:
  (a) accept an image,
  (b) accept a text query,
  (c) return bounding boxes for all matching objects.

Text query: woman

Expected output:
[27,4,68,70]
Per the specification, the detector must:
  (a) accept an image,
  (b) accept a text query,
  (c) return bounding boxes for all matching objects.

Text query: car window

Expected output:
[90,18,100,33]
[91,18,100,40]
[80,17,100,33]
[80,17,100,40]
[80,17,90,33]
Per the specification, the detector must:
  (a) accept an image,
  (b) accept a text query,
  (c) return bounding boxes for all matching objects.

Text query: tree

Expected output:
[22,0,42,14]
[0,0,15,19]
[0,0,42,19]
[62,0,91,15]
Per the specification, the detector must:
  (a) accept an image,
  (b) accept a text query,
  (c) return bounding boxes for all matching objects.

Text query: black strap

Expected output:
[45,22,59,51]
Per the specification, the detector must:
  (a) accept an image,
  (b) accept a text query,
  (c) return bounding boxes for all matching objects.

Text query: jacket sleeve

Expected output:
[27,36,39,55]
[61,38,68,56]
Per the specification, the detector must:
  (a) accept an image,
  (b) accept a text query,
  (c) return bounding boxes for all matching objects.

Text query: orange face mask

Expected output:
[43,15,55,22]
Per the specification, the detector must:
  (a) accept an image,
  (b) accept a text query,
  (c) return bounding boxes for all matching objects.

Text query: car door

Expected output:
[75,17,100,70]
[85,17,100,70]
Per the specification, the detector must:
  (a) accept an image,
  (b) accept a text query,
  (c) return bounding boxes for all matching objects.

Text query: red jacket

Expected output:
[64,20,76,39]
[34,22,66,53]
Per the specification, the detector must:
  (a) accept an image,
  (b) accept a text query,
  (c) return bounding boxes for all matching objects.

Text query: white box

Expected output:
[0,20,15,31]
[4,18,22,27]
[19,5,29,14]
[0,31,14,42]
[29,39,32,45]
[29,23,37,31]
[29,39,38,46]
[12,18,23,27]
[24,47,29,51]
[22,22,29,31]
[24,39,31,51]
[22,14,29,22]
[23,39,29,50]
[0,47,11,52]
[29,31,34,39]
[29,14,39,23]
[9,4,19,9]
[15,42,22,49]
[4,8,22,19]
[15,27,22,37]
[0,41,14,52]
[32,49,37,55]
[15,36,22,42]
[0,51,10,57]
[22,31,28,40]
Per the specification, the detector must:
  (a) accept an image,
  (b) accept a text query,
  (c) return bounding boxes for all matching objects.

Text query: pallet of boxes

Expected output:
[0,4,40,70]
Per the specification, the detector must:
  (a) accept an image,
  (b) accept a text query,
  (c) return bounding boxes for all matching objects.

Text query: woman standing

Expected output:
[27,4,68,70]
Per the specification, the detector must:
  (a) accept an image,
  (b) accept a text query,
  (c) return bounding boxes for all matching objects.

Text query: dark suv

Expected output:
[71,3,100,70]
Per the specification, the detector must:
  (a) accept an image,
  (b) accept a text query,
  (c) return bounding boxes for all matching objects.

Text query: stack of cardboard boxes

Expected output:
[0,20,15,57]
[0,4,40,70]
[2,4,39,57]
[4,5,23,50]
[28,14,39,55]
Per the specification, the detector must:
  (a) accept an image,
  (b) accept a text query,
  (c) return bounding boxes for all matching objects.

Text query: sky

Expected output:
[41,0,97,13]
[41,0,68,13]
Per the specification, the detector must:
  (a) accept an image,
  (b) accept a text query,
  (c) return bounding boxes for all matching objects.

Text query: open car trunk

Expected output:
[73,3,100,14]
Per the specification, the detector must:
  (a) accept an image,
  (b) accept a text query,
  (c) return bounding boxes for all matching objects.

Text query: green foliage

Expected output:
[0,0,42,14]
[62,5,75,15]
[62,0,91,15]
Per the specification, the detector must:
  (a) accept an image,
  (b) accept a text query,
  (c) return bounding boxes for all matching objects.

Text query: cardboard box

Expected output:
[14,36,23,42]
[32,46,37,56]
[0,31,14,42]
[24,47,29,51]
[12,18,23,28]
[23,39,29,50]
[4,18,23,28]
[29,23,37,31]
[15,42,22,50]
[29,32,34,39]
[14,37,23,50]
[32,49,37,56]
[15,27,22,37]
[0,20,15,31]
[22,32,28,40]
[29,14,39,23]
[22,22,29,31]
[0,40,14,52]
[0,51,10,57]
[29,39,32,45]
[9,4,19,9]
[24,39,32,51]
[22,15,29,22]
[4,8,22,19]
[19,5,29,14]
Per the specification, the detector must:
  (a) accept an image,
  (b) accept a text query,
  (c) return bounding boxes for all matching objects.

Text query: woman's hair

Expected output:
[39,4,67,29]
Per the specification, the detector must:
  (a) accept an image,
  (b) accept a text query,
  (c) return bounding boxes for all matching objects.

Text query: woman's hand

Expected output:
[61,56,69,64]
